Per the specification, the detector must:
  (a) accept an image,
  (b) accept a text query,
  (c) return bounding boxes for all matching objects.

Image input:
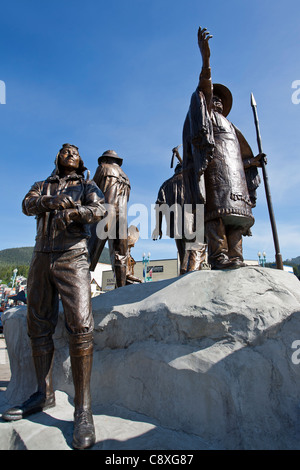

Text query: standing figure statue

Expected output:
[126,225,142,284]
[152,146,206,274]
[2,144,106,449]
[182,27,263,270]
[92,150,130,287]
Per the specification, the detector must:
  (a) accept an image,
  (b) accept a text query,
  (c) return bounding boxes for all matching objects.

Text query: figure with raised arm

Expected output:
[182,27,263,269]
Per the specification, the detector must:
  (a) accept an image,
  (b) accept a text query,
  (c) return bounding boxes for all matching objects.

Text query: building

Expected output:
[283,265,294,274]
[101,257,259,292]
[90,262,112,296]
[101,257,179,291]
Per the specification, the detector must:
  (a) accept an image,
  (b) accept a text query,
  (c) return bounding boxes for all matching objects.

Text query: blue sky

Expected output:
[0,0,299,264]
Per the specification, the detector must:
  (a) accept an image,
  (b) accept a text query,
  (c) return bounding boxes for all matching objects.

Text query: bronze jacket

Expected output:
[183,88,260,233]
[93,162,131,211]
[204,111,254,228]
[22,173,105,252]
[155,165,185,239]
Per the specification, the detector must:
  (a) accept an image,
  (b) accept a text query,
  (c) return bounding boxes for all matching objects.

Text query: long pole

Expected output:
[251,93,283,270]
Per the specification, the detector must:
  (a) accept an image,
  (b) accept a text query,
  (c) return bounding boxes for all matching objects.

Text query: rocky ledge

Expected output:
[2,266,300,449]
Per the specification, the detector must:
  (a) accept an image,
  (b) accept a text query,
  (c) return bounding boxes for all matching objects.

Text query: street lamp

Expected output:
[257,251,266,267]
[11,268,18,288]
[142,252,151,282]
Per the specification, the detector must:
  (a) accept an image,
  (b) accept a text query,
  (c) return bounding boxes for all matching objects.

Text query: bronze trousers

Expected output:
[27,248,93,356]
[205,218,244,267]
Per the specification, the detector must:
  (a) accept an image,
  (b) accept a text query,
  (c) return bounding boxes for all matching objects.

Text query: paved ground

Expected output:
[0,336,209,451]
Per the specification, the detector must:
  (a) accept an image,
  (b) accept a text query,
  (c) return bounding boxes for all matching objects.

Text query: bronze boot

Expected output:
[2,350,55,421]
[114,264,127,288]
[69,333,96,450]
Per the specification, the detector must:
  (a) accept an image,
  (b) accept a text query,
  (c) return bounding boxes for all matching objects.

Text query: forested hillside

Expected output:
[0,245,111,285]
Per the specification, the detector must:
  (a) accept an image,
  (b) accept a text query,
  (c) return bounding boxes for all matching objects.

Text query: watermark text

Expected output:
[291,80,300,105]
[291,340,300,364]
[0,80,6,104]
[95,202,204,245]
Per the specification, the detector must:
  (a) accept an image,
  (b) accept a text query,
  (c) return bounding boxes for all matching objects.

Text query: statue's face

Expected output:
[59,146,80,171]
[212,95,223,114]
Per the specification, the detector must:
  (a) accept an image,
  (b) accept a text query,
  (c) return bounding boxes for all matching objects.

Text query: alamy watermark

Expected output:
[95,202,205,248]
[0,80,6,104]
[291,80,300,105]
[291,340,300,364]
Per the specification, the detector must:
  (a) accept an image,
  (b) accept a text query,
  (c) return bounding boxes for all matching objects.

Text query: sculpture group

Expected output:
[2,28,275,449]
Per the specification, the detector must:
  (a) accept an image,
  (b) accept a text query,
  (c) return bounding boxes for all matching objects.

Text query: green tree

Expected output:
[0,264,29,285]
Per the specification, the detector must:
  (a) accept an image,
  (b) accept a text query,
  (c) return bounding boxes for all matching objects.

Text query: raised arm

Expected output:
[197,27,213,112]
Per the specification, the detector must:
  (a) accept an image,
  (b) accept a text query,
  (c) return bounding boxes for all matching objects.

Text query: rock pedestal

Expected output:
[2,266,300,449]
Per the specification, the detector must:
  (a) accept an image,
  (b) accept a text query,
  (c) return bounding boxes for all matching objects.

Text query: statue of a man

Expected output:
[2,144,106,450]
[92,150,131,287]
[183,28,264,270]
[152,159,187,273]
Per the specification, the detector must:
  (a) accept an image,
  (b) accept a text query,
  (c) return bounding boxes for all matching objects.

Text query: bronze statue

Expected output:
[152,147,186,274]
[126,225,142,284]
[152,146,207,274]
[2,144,106,450]
[182,28,263,270]
[91,150,131,287]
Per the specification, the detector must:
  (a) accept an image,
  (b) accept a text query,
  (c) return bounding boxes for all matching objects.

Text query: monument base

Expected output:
[2,266,300,449]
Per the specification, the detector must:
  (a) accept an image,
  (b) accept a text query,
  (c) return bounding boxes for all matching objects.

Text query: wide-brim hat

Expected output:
[98,149,123,165]
[213,84,233,117]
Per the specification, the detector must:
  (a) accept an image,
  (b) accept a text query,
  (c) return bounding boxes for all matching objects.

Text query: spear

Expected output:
[171,144,182,168]
[250,93,283,270]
